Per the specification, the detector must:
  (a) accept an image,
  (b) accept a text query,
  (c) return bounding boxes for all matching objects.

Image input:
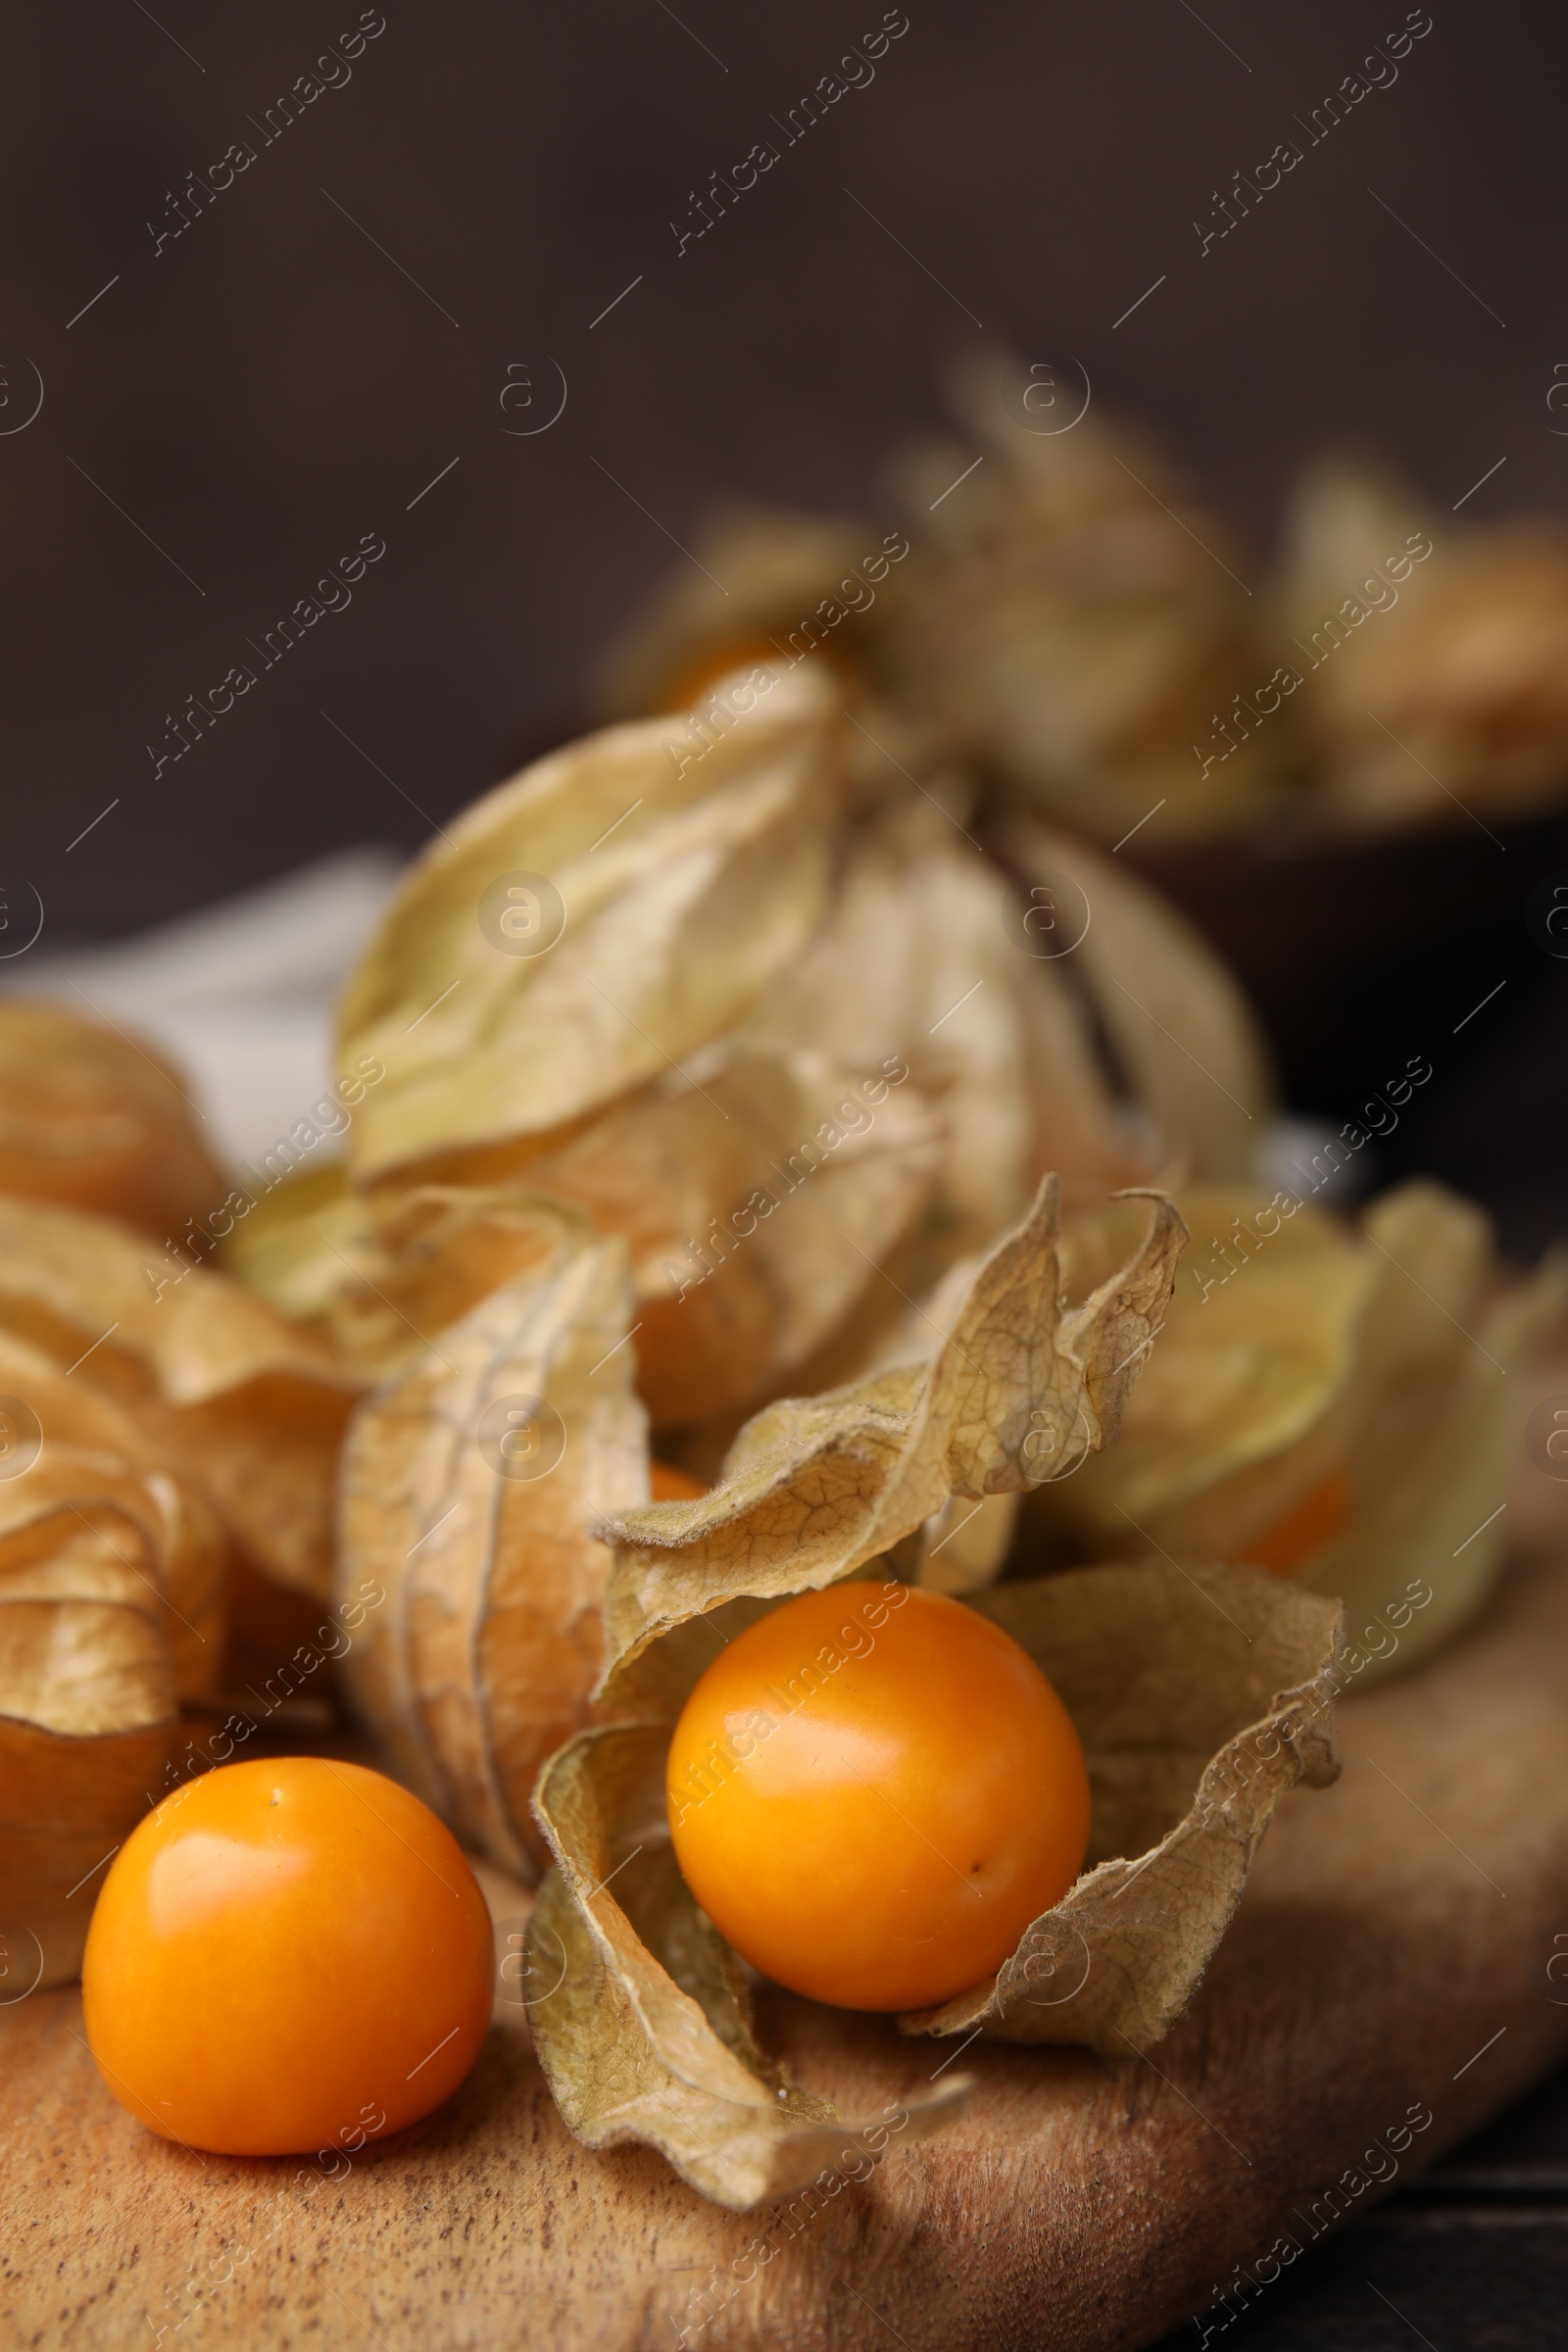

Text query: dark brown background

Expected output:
[7,0,1562,934]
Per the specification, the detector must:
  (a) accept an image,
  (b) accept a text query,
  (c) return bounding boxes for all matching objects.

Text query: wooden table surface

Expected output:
[6,1476,1568,2352]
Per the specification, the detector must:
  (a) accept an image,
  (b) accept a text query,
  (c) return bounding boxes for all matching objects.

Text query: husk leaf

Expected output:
[337,668,843,1183]
[899,1563,1341,2045]
[336,1213,648,1877]
[746,799,1145,1247]
[0,1000,225,1238]
[996,817,1276,1182]
[0,1332,225,1988]
[886,356,1279,835]
[596,1175,1188,1690]
[0,1195,359,1599]
[1033,1180,1568,1675]
[526,1722,972,2210]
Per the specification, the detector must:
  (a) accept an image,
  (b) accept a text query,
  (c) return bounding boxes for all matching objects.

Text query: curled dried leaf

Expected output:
[0,1001,225,1238]
[336,1222,647,1878]
[0,1195,358,1599]
[900,1562,1340,2047]
[598,1175,1187,1687]
[526,1722,972,2209]
[337,668,843,1184]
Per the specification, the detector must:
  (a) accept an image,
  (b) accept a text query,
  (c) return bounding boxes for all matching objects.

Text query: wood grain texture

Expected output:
[5,1489,1568,2352]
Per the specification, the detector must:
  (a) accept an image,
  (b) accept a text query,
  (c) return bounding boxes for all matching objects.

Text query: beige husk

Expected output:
[526,1564,1338,2199]
[0,999,226,1237]
[525,1725,971,2210]
[0,1331,226,1988]
[0,1194,359,1600]
[594,1175,1187,1688]
[335,1203,648,1877]
[522,1183,1345,2207]
[336,669,844,1184]
[1029,1179,1568,1675]
[994,816,1275,1183]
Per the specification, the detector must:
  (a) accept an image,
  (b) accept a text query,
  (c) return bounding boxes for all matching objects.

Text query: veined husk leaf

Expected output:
[0,1000,225,1238]
[337,667,843,1183]
[526,1722,973,2209]
[595,1175,1188,1690]
[1040,1186,1376,1542]
[525,1560,1338,2200]
[1299,1189,1568,1668]
[0,1333,227,1988]
[747,799,1147,1258]
[996,816,1275,1182]
[517,1044,944,1425]
[1031,1180,1568,1675]
[523,1182,1344,2205]
[0,1195,359,1601]
[336,1211,648,1878]
[898,1564,1340,2044]
[228,1051,944,1430]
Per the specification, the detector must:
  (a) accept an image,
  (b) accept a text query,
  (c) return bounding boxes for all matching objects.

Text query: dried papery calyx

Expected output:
[0,1002,226,1238]
[1029,1179,1568,1676]
[0,1332,226,1988]
[336,1205,647,1879]
[0,1195,359,1602]
[519,1179,1342,2208]
[336,668,845,1186]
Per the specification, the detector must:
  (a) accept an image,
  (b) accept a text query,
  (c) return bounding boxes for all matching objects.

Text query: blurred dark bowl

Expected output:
[1124,803,1568,1117]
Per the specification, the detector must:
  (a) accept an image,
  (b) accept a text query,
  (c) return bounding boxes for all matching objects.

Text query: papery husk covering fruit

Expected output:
[516,1178,1344,2207]
[316,668,1271,1431]
[0,1330,226,1988]
[335,1200,648,1879]
[1274,456,1568,827]
[596,503,916,722]
[883,354,1283,839]
[0,1194,359,1601]
[0,1001,226,1237]
[1027,1178,1568,1677]
[336,666,845,1184]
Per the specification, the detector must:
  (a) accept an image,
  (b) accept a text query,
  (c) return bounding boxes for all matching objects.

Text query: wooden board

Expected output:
[7,1478,1568,2352]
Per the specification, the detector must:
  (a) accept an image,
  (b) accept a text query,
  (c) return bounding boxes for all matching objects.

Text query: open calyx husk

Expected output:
[1028,1179,1568,1679]
[513,1178,1344,2209]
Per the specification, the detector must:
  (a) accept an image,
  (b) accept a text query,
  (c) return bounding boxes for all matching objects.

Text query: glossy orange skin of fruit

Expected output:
[665,1582,1091,2012]
[82,1757,493,2156]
